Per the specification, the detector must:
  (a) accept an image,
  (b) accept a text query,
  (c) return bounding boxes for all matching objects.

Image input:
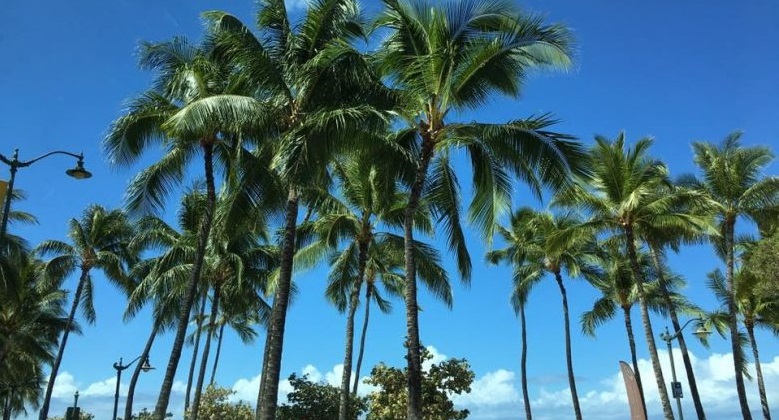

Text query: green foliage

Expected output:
[745,232,779,299]
[185,385,253,420]
[277,373,368,420]
[47,410,95,420]
[365,347,474,420]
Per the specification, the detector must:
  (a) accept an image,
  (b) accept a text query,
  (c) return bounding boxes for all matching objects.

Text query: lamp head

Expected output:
[693,325,711,340]
[65,156,92,180]
[141,357,155,373]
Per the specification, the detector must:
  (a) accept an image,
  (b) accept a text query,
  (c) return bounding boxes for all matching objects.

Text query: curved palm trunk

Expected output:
[622,306,647,418]
[39,269,88,420]
[258,189,299,420]
[403,138,435,420]
[339,239,369,420]
[155,142,218,419]
[519,302,532,420]
[725,218,753,419]
[746,322,771,420]
[184,292,208,417]
[352,285,372,396]
[649,247,706,419]
[124,322,159,420]
[191,285,221,420]
[209,323,226,385]
[553,272,582,420]
[624,227,674,420]
[256,331,272,418]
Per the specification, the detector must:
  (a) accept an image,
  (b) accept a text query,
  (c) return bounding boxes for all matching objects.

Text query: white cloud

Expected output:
[82,376,119,397]
[423,345,447,371]
[453,369,520,406]
[51,371,78,398]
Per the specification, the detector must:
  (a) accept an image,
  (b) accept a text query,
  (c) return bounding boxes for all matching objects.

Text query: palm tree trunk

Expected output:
[258,188,299,420]
[209,323,226,385]
[191,285,220,420]
[649,246,706,419]
[519,302,532,420]
[622,306,647,418]
[124,322,159,420]
[256,332,272,418]
[155,142,218,419]
[184,292,208,417]
[339,239,369,420]
[39,269,87,420]
[726,218,753,419]
[3,394,11,420]
[746,322,771,420]
[352,285,372,396]
[553,271,582,420]
[404,137,435,420]
[624,226,674,420]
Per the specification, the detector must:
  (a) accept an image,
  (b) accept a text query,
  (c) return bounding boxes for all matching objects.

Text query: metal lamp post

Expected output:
[0,148,92,251]
[659,318,711,420]
[112,356,154,420]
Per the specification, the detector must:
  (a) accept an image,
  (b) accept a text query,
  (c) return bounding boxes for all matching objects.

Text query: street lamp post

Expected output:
[659,318,711,420]
[112,356,154,420]
[0,149,92,251]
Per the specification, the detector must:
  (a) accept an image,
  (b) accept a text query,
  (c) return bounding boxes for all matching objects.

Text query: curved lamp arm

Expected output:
[661,317,704,342]
[0,149,85,169]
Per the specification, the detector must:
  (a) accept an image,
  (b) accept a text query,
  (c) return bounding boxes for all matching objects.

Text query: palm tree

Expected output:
[554,133,706,419]
[488,208,597,420]
[205,2,391,417]
[682,132,779,419]
[0,253,71,420]
[36,205,134,420]
[582,244,696,417]
[103,36,270,417]
[373,1,582,415]
[709,268,778,420]
[486,227,536,420]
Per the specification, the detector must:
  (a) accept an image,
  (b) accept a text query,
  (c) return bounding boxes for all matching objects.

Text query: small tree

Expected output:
[365,347,474,420]
[186,385,252,420]
[277,374,368,420]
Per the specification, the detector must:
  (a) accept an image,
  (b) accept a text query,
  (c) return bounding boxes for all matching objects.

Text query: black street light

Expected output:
[112,356,154,420]
[659,318,711,420]
[0,148,92,251]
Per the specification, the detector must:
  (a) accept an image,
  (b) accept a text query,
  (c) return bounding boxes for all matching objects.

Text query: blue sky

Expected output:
[2,0,778,419]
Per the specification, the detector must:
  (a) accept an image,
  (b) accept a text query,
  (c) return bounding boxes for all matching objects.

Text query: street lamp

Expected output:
[112,356,154,420]
[659,318,711,420]
[0,148,92,251]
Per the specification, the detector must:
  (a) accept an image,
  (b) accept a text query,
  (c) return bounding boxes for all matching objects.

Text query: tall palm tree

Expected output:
[486,226,537,420]
[554,133,707,419]
[582,244,696,417]
[35,205,134,420]
[103,36,271,417]
[373,1,582,415]
[205,2,391,417]
[488,208,597,420]
[296,150,441,420]
[709,268,778,420]
[0,253,71,420]
[682,132,779,419]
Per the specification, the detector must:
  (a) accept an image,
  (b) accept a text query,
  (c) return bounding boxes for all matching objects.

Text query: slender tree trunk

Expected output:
[725,218,753,419]
[124,322,159,420]
[155,142,217,419]
[623,306,647,418]
[258,189,299,420]
[191,285,220,420]
[339,239,369,420]
[404,137,435,420]
[210,323,226,385]
[256,332,272,418]
[624,226,674,420]
[649,246,706,419]
[747,322,771,420]
[553,271,582,420]
[352,285,372,396]
[39,269,88,420]
[519,302,532,420]
[184,292,208,417]
[3,393,11,420]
